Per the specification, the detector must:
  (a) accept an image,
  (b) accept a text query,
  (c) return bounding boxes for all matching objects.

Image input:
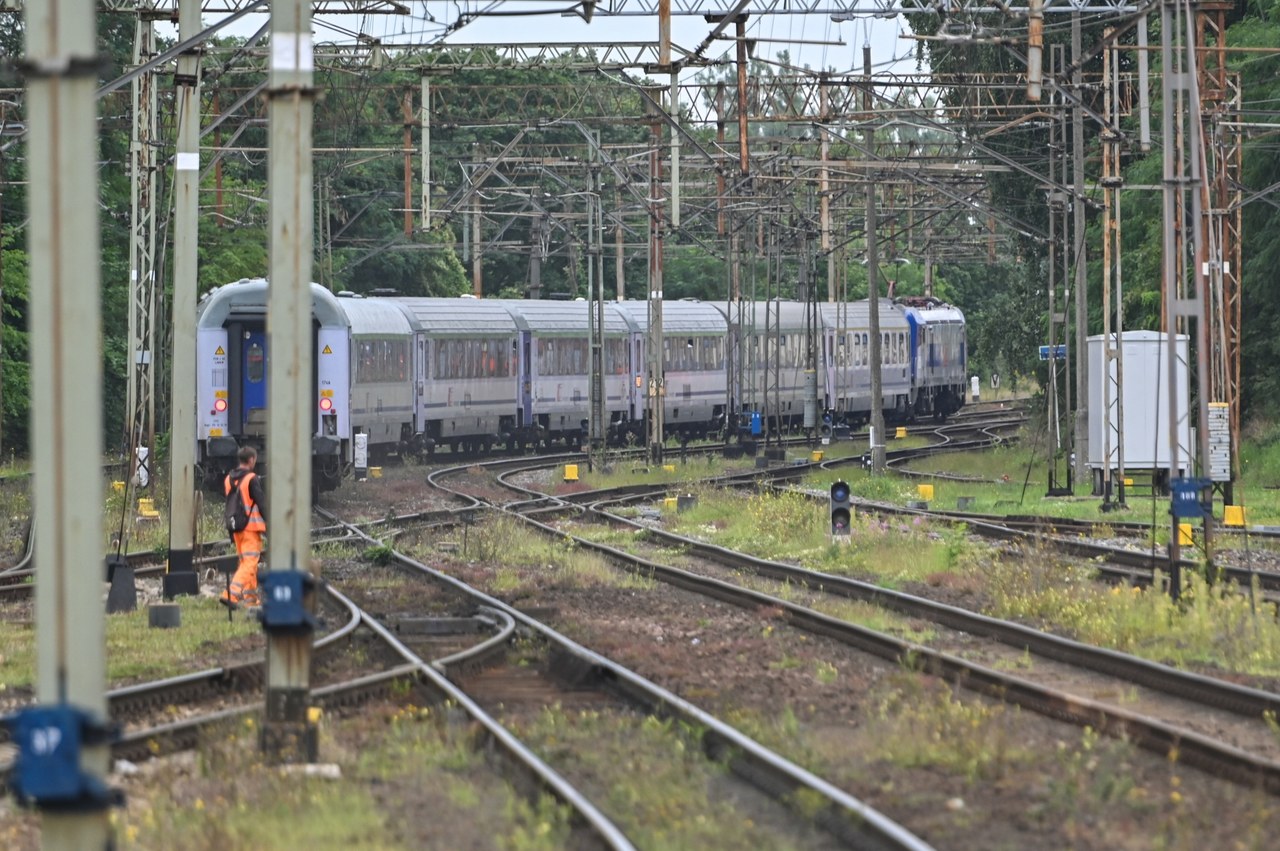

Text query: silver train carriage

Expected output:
[335,293,418,455]
[612,300,729,443]
[392,297,521,454]
[195,278,351,490]
[819,299,916,427]
[499,299,635,448]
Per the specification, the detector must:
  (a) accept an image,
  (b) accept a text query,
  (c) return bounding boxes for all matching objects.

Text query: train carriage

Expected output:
[335,293,418,455]
[613,300,729,442]
[711,300,816,435]
[195,278,351,490]
[500,299,635,448]
[819,299,915,425]
[394,297,520,453]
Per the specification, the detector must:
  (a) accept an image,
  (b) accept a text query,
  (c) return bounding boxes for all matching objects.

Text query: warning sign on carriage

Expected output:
[214,346,225,356]
[322,345,333,354]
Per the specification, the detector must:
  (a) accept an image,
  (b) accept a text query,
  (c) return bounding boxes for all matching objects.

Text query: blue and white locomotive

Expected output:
[195,278,966,488]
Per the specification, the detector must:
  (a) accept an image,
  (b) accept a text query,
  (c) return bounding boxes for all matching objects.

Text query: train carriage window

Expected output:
[247,342,265,383]
[493,338,506,377]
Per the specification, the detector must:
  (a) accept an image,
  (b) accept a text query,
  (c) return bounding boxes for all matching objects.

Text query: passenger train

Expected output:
[195,279,966,489]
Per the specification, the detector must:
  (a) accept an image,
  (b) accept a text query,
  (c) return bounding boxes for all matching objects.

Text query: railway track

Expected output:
[812,495,1280,594]
[474,463,1280,795]
[318,503,936,851]
[3,553,645,847]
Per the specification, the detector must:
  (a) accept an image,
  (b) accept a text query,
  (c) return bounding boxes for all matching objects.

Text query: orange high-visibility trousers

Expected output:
[223,528,262,605]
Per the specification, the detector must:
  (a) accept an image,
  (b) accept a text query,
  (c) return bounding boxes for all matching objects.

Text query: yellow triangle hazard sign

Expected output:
[214,346,225,356]
[322,344,333,355]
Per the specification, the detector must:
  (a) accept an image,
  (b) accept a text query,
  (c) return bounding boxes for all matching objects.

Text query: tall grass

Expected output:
[669,487,983,587]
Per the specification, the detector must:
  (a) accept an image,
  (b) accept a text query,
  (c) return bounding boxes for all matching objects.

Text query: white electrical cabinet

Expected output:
[1086,331,1193,476]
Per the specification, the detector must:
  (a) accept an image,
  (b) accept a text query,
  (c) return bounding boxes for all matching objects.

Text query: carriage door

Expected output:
[519,332,533,428]
[632,337,645,421]
[242,329,268,435]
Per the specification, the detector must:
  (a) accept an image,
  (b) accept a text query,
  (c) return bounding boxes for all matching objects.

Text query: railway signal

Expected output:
[830,480,852,537]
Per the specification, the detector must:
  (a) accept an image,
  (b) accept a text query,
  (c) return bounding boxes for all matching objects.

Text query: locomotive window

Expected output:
[247,342,265,383]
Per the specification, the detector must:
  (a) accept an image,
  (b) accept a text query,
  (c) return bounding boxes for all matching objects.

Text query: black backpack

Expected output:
[225,473,252,534]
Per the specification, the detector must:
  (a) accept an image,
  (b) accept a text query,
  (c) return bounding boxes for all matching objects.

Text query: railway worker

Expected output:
[221,445,267,608]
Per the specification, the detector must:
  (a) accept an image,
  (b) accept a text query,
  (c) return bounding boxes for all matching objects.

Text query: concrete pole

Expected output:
[647,105,665,464]
[1138,13,1152,152]
[421,76,430,229]
[1161,0,1184,597]
[1182,0,1214,573]
[716,82,726,238]
[472,192,482,297]
[735,16,750,184]
[402,89,413,236]
[1100,33,1115,504]
[1072,12,1089,485]
[923,225,934,299]
[1047,55,1061,489]
[126,18,156,488]
[1058,44,1072,456]
[614,184,625,300]
[166,0,201,595]
[27,0,112,844]
[669,71,680,230]
[0,133,4,460]
[265,0,318,760]
[528,213,542,300]
[590,158,606,453]
[820,82,833,303]
[865,45,885,473]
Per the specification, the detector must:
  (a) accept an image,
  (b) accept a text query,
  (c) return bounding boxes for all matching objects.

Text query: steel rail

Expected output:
[1,580,365,743]
[585,492,1280,719]
[429,605,517,673]
[835,497,1280,594]
[324,582,640,851]
[321,505,934,851]
[105,665,426,765]
[501,502,1280,793]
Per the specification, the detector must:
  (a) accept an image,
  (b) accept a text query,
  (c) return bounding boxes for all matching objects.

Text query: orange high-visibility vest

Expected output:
[224,471,266,533]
